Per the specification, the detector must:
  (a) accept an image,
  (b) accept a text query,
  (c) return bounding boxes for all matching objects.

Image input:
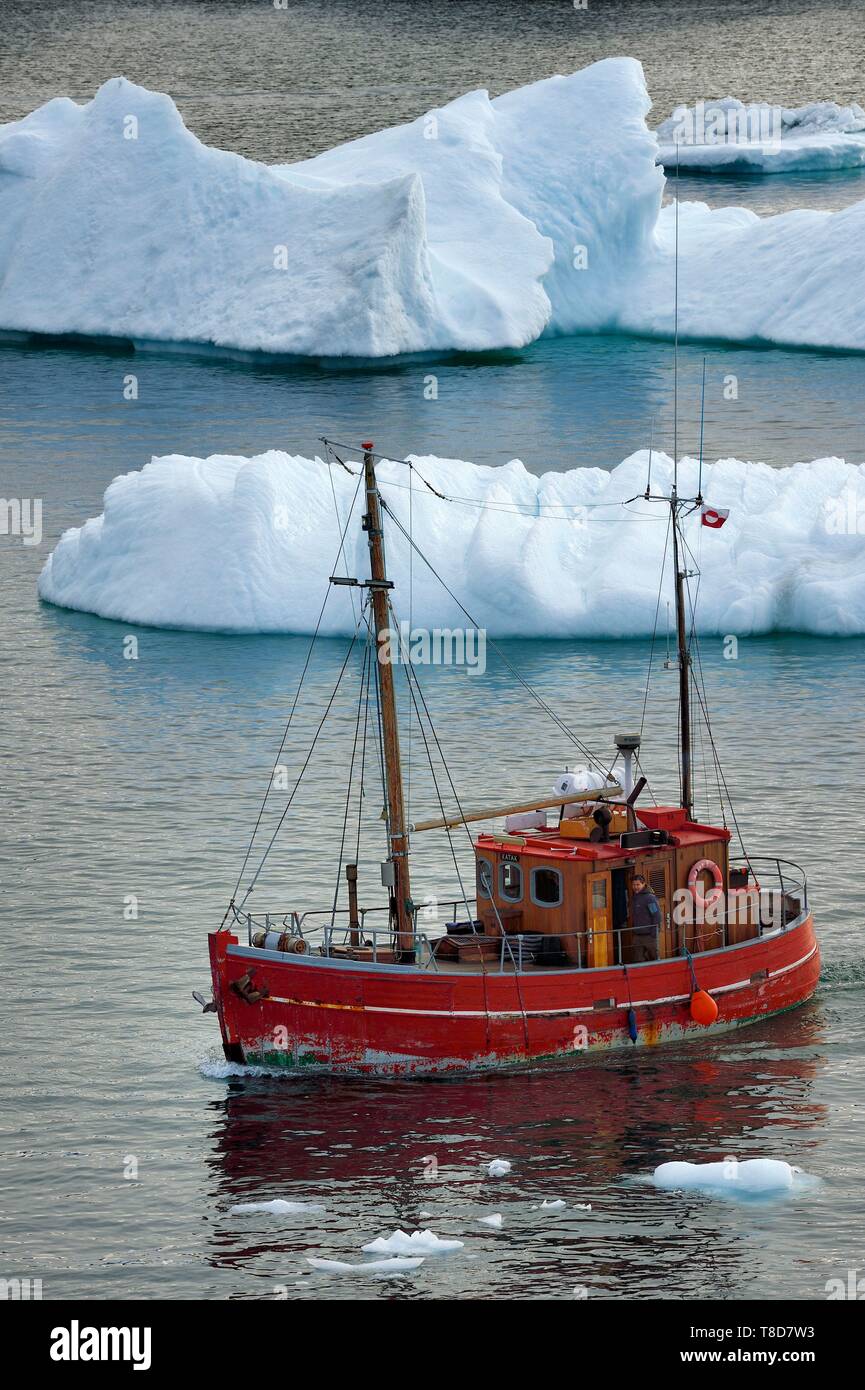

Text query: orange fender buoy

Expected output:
[690,989,719,1026]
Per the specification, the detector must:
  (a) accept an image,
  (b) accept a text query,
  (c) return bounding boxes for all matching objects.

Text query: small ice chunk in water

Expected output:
[363,1229,464,1256]
[575,1203,592,1211]
[487,1159,511,1177]
[653,1158,801,1196]
[307,1255,424,1275]
[230,1199,325,1215]
[478,1213,504,1229]
[540,1199,566,1210]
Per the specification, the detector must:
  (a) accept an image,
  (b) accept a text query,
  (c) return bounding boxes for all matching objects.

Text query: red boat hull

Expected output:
[209,915,819,1076]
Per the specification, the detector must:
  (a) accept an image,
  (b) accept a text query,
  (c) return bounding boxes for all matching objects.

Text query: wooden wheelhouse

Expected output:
[473,807,739,970]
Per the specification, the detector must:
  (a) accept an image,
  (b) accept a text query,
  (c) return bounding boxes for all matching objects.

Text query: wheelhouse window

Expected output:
[477,858,494,899]
[532,867,563,907]
[500,860,523,901]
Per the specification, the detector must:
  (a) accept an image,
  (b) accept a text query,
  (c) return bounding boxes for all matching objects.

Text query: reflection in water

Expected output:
[3,333,865,515]
[201,1005,827,1299]
[670,167,865,216]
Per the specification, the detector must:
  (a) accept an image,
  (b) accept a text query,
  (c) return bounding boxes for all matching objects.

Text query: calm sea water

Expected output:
[3,0,865,169]
[2,0,865,1302]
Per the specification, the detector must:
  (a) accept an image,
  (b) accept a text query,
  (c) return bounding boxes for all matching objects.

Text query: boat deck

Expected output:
[229,856,808,976]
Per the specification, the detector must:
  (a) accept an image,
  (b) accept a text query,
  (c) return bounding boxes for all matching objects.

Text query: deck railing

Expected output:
[231,856,808,973]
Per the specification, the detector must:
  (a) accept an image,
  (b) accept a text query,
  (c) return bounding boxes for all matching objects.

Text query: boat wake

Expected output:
[197,1053,327,1082]
[816,958,865,993]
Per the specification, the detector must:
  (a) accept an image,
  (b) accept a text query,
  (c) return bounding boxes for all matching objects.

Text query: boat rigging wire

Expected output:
[355,625,373,866]
[406,460,414,821]
[388,599,474,920]
[673,144,680,494]
[321,438,667,522]
[685,583,753,869]
[324,439,359,626]
[696,356,707,501]
[639,505,673,740]
[369,608,391,847]
[681,526,724,825]
[236,609,367,908]
[228,463,366,904]
[379,496,611,778]
[666,499,752,866]
[330,636,372,926]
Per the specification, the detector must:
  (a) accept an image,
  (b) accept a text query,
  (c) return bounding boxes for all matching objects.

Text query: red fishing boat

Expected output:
[200,439,818,1075]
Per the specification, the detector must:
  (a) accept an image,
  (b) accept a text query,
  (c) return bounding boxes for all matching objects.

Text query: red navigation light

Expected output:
[361,440,374,451]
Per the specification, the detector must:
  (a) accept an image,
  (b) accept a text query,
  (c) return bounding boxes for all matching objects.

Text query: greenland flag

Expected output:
[701,503,730,529]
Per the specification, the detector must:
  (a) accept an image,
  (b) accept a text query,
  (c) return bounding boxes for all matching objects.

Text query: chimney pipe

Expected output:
[614,732,641,799]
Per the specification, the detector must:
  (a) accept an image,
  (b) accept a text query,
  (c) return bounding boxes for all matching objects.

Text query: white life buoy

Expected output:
[687,857,723,908]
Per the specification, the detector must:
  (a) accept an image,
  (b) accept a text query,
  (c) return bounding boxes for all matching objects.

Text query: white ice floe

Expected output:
[39,448,865,638]
[230,1199,326,1216]
[477,1213,504,1229]
[656,98,865,173]
[652,1158,804,1197]
[487,1160,512,1177]
[574,1203,592,1211]
[362,1229,464,1256]
[4,63,865,356]
[307,1255,424,1275]
[539,1199,567,1210]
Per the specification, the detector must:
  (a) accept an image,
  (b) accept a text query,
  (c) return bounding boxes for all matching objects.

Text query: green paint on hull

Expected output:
[251,1047,324,1069]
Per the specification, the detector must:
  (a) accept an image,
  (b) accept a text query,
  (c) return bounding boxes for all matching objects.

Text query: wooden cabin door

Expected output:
[585,871,612,968]
[645,860,673,959]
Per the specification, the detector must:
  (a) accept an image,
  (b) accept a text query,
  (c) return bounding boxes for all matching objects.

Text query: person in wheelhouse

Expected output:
[630,871,661,961]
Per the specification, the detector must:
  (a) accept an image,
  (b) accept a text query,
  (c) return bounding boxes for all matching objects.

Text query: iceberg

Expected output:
[652,1158,802,1197]
[657,98,865,173]
[38,446,865,639]
[0,79,441,359]
[0,61,654,358]
[3,64,865,355]
[487,1159,512,1177]
[622,196,865,353]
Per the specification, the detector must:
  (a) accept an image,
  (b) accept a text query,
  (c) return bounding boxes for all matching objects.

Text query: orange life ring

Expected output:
[687,857,723,908]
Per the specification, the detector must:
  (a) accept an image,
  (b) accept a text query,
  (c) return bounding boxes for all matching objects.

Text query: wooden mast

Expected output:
[670,156,693,822]
[361,442,415,961]
[671,493,693,819]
